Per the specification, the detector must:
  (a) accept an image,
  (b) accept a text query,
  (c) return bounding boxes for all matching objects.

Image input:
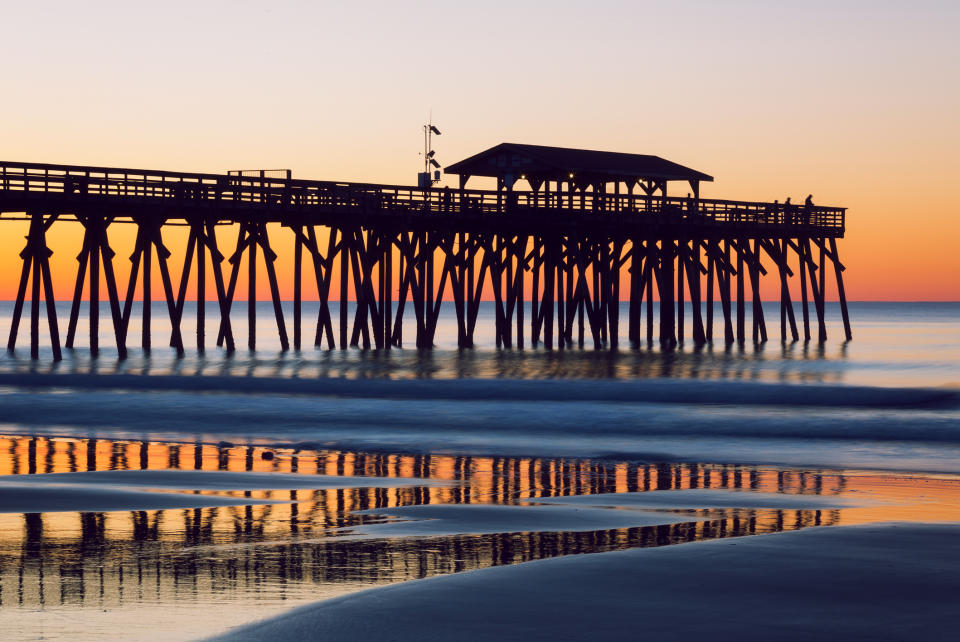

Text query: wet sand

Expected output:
[334,489,871,538]
[3,433,959,641]
[524,488,872,509]
[0,469,448,513]
[216,522,960,641]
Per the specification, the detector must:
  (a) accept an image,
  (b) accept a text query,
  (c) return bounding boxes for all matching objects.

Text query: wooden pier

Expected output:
[0,143,852,361]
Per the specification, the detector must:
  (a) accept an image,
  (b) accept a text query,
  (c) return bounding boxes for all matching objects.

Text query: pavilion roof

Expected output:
[444,142,713,185]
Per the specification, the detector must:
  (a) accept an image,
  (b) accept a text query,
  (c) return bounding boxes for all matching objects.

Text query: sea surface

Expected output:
[0,301,957,640]
[1,301,958,386]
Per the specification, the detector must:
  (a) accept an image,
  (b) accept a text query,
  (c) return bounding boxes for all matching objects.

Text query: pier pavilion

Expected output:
[446,142,713,199]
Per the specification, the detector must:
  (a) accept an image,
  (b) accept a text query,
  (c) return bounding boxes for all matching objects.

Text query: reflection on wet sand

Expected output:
[1,434,959,639]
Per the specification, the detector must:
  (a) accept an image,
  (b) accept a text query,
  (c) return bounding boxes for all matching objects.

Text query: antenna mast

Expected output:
[418,116,442,188]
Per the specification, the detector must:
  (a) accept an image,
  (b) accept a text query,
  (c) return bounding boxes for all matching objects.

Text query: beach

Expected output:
[216,523,960,641]
[0,302,958,640]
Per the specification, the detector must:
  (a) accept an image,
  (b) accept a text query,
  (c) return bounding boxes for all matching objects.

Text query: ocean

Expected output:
[2,301,958,386]
[2,301,957,472]
[0,301,958,640]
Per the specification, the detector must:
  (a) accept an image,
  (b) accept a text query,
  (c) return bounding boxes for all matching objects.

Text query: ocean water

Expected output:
[1,301,958,386]
[0,301,957,472]
[0,301,958,640]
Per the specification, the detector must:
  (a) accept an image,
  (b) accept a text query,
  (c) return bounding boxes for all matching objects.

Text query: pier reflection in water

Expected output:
[0,301,854,386]
[1,434,959,640]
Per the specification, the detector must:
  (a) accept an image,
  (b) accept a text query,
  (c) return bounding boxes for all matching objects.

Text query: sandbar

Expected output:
[0,469,445,513]
[215,523,960,641]
[525,488,870,510]
[344,503,705,537]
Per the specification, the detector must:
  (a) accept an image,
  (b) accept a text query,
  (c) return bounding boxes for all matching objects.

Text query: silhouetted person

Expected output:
[804,194,814,224]
[784,197,793,225]
[442,186,452,212]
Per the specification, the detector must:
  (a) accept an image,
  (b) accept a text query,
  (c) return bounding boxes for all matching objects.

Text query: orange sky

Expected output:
[1,1,957,301]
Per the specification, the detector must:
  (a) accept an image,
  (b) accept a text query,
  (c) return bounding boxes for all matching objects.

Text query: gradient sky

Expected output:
[1,0,958,300]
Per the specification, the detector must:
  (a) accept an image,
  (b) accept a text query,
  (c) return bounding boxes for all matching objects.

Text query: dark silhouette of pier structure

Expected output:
[0,143,851,361]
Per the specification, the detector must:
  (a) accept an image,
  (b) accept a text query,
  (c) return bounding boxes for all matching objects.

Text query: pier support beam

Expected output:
[829,237,853,341]
[7,211,61,361]
[63,213,127,360]
[121,221,174,354]
[658,240,676,348]
[218,222,288,352]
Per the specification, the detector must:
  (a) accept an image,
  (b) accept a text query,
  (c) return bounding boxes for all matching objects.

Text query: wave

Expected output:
[0,372,956,409]
[3,373,960,473]
[0,381,959,445]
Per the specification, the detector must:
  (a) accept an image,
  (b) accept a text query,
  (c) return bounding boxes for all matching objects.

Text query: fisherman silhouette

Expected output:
[442,185,452,212]
[761,198,778,223]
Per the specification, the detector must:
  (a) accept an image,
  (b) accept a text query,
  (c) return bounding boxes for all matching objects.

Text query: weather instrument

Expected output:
[419,119,442,188]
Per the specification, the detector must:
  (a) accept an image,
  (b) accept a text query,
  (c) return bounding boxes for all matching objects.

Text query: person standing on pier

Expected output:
[442,185,452,213]
[804,194,815,225]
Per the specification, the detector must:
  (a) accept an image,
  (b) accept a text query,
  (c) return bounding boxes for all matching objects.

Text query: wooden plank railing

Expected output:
[0,160,845,232]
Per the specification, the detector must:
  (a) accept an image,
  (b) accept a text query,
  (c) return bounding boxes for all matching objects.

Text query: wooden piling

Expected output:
[659,240,676,347]
[645,241,654,345]
[628,240,639,345]
[543,237,555,350]
[197,220,206,352]
[89,219,100,358]
[829,237,852,341]
[736,238,745,343]
[384,230,393,350]
[798,238,811,342]
[721,240,734,344]
[677,237,685,344]
[527,239,538,347]
[556,240,565,349]
[705,240,715,341]
[339,227,348,349]
[248,222,257,351]
[29,218,41,359]
[293,224,303,350]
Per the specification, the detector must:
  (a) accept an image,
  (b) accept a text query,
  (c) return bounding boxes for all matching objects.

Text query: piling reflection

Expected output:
[1,434,959,629]
[0,321,849,385]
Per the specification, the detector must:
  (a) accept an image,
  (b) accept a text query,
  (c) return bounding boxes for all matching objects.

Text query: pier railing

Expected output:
[0,161,844,233]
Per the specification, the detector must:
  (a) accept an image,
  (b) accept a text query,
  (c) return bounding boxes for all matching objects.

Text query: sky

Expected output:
[1,0,958,301]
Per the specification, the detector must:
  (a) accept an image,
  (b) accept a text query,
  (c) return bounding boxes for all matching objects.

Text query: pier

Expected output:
[0,143,852,361]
